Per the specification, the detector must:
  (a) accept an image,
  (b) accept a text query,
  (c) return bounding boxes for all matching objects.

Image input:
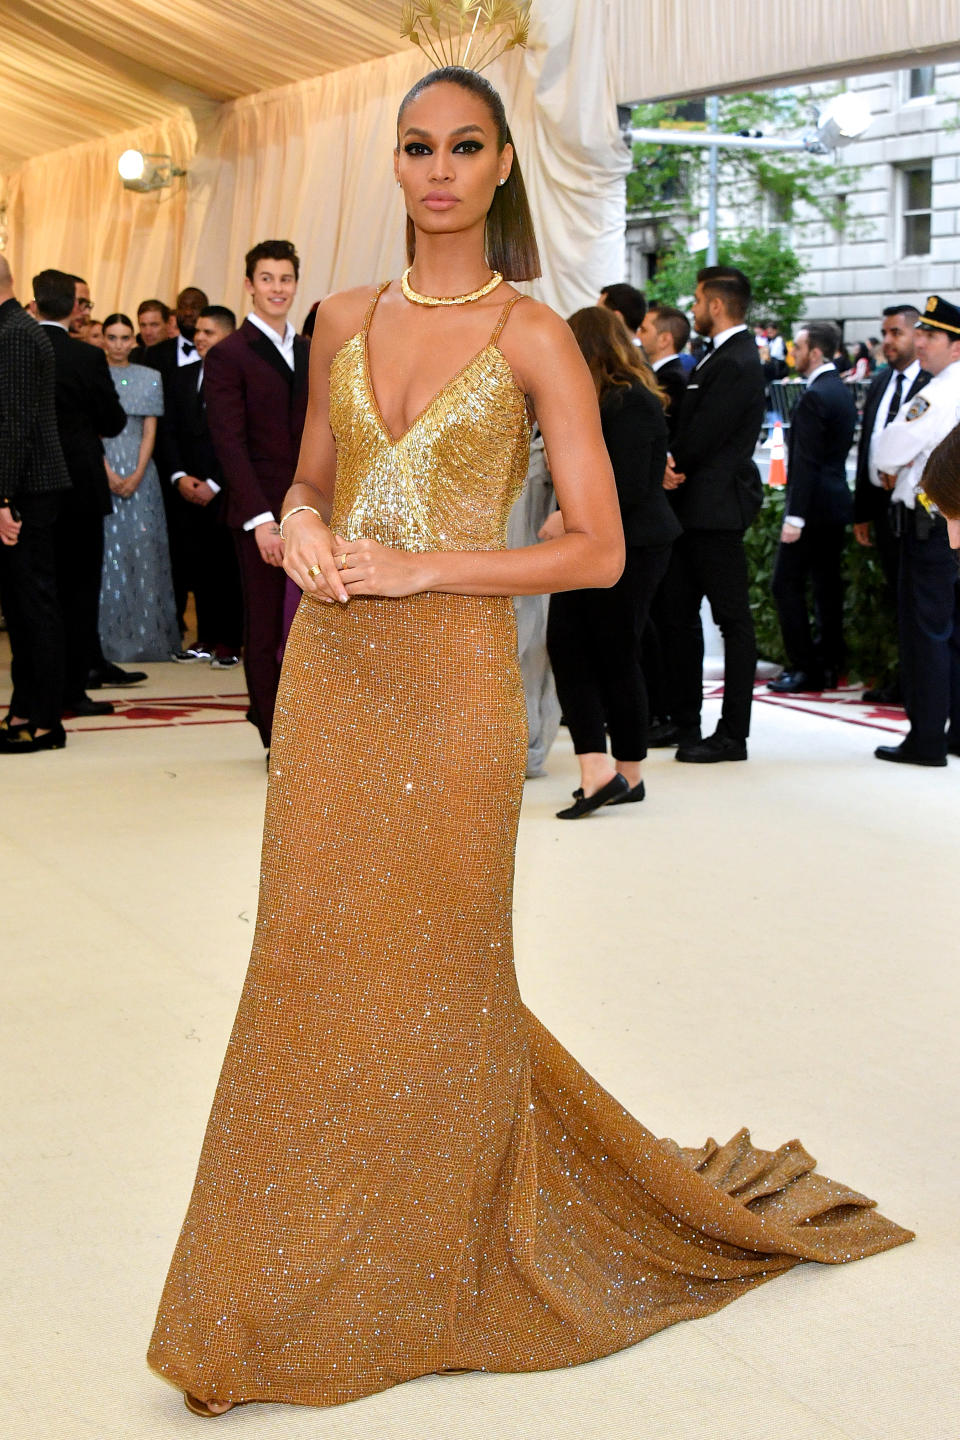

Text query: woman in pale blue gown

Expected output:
[99,313,180,662]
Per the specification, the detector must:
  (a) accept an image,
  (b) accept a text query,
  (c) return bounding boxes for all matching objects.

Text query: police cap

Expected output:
[916,295,960,336]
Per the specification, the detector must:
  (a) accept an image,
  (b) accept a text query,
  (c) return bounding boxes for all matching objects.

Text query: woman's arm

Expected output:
[122,415,156,495]
[280,289,375,604]
[340,303,624,599]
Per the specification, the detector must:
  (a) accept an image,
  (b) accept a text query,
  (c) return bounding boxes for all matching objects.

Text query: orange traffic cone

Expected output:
[767,420,786,487]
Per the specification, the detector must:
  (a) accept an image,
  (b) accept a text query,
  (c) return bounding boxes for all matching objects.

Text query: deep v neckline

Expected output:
[359,285,522,447]
[362,330,505,447]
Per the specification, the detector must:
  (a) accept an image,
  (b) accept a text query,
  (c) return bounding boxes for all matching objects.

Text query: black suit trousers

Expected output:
[897,516,960,760]
[0,495,64,729]
[55,501,105,703]
[233,528,288,747]
[547,544,671,760]
[659,530,757,741]
[175,492,243,651]
[771,523,847,675]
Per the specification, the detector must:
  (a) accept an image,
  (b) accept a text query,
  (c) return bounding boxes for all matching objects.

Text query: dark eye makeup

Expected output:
[403,140,485,155]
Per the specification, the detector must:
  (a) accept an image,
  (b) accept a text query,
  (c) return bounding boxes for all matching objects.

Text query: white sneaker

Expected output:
[171,644,213,663]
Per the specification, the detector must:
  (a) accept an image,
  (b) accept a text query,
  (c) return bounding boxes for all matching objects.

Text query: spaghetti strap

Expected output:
[490,294,522,345]
[362,281,391,335]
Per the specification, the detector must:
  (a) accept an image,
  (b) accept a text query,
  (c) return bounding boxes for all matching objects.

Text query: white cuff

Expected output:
[243,511,275,531]
[206,478,221,495]
[784,514,806,528]
[171,470,186,484]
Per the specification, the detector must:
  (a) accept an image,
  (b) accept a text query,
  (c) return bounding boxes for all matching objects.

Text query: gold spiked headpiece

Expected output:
[401,2,531,73]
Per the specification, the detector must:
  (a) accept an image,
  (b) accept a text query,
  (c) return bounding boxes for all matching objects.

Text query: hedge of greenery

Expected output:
[744,487,899,684]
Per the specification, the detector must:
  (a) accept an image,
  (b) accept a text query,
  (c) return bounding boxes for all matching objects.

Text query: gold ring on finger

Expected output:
[307,563,322,578]
[338,553,347,568]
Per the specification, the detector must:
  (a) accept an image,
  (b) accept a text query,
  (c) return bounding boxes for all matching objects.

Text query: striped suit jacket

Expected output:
[0,298,71,504]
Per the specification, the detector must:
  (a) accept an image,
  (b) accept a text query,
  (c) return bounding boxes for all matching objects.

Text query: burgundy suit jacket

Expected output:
[203,319,309,529]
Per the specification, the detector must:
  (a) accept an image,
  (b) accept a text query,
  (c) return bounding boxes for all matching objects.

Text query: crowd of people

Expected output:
[1,246,958,781]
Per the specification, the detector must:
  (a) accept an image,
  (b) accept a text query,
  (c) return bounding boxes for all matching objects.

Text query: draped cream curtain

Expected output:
[4,112,197,315]
[3,1,629,323]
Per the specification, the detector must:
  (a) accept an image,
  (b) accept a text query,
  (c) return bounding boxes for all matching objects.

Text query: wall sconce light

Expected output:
[117,150,187,192]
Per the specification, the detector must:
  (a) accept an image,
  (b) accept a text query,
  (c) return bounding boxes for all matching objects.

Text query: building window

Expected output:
[901,163,932,256]
[906,66,935,101]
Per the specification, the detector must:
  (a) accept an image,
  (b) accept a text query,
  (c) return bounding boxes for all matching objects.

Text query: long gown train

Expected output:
[148,287,911,1409]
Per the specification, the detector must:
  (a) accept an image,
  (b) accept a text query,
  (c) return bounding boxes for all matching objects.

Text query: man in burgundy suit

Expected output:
[204,240,308,750]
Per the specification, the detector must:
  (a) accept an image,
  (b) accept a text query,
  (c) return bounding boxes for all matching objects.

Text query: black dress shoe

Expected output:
[647,722,681,747]
[607,779,645,805]
[874,742,946,768]
[88,663,147,688]
[556,773,629,818]
[862,682,903,705]
[766,670,824,695]
[0,722,66,753]
[63,694,115,717]
[676,732,748,763]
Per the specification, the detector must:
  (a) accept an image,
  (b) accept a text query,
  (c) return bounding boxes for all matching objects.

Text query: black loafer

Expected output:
[874,742,946,767]
[556,773,629,818]
[0,722,66,753]
[766,670,824,694]
[63,694,115,717]
[676,733,748,763]
[88,664,147,687]
[607,779,645,805]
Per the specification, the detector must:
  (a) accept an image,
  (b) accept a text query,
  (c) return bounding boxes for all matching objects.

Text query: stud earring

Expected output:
[498,178,506,186]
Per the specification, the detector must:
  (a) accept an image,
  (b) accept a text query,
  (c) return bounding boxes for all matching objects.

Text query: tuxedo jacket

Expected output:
[41,322,125,516]
[600,381,680,549]
[159,362,222,489]
[853,364,929,524]
[203,320,309,529]
[653,355,688,445]
[670,329,766,531]
[0,300,71,503]
[138,336,198,384]
[785,367,857,526]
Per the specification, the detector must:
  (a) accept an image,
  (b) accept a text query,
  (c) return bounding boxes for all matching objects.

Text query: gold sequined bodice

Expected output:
[329,284,530,552]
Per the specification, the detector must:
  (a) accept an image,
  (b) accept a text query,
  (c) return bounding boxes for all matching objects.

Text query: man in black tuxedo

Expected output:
[639,304,689,443]
[159,305,243,665]
[204,241,308,750]
[0,257,72,753]
[659,266,766,762]
[132,298,171,362]
[33,269,127,717]
[767,322,857,693]
[137,286,208,631]
[852,303,927,703]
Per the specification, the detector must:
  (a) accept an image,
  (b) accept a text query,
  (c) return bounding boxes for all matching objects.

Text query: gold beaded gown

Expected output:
[148,287,912,1409]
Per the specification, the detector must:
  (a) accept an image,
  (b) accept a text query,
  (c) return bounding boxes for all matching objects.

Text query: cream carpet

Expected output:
[1,656,955,1440]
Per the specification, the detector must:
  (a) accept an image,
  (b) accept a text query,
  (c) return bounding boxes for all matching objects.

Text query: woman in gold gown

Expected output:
[148,67,912,1418]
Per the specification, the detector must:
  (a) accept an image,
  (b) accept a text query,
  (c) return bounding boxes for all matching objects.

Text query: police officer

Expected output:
[873,295,960,766]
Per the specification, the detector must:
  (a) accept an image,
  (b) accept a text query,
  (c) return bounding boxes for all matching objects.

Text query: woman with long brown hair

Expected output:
[544,305,680,816]
[148,63,910,1420]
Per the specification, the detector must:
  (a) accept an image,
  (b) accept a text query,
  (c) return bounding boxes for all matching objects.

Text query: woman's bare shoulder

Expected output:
[313,285,384,352]
[502,295,586,388]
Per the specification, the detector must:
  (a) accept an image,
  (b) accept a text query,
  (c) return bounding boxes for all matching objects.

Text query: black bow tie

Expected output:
[180,339,195,354]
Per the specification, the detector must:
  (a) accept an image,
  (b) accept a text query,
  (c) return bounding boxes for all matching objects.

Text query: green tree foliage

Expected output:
[646,229,807,328]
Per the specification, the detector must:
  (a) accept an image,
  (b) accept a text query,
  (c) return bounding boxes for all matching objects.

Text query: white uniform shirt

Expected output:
[867,359,922,489]
[873,359,960,509]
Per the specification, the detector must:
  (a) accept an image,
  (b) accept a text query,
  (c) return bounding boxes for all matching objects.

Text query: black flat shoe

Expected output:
[676,733,748,763]
[646,722,681,747]
[0,723,66,753]
[766,670,824,695]
[607,779,645,805]
[556,773,629,818]
[88,663,147,687]
[874,742,946,768]
[63,694,115,717]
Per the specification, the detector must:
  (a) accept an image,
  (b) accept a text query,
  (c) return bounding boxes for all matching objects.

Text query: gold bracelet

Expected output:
[279,504,324,540]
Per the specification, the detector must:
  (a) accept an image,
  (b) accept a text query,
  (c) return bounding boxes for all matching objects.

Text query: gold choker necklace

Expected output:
[400,267,504,307]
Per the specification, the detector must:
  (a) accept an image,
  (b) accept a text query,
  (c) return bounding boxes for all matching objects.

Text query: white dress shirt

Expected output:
[170,362,221,496]
[873,359,960,509]
[784,363,836,528]
[652,353,680,372]
[867,360,921,489]
[694,322,747,369]
[243,312,297,531]
[175,334,200,367]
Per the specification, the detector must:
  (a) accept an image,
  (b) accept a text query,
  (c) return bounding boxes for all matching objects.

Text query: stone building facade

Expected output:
[625,64,960,345]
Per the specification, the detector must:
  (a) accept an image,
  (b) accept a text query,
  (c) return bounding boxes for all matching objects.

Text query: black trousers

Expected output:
[547,543,671,761]
[0,494,64,729]
[771,522,847,676]
[640,584,670,723]
[176,493,243,651]
[897,511,960,761]
[233,528,288,748]
[54,501,106,705]
[658,529,756,742]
